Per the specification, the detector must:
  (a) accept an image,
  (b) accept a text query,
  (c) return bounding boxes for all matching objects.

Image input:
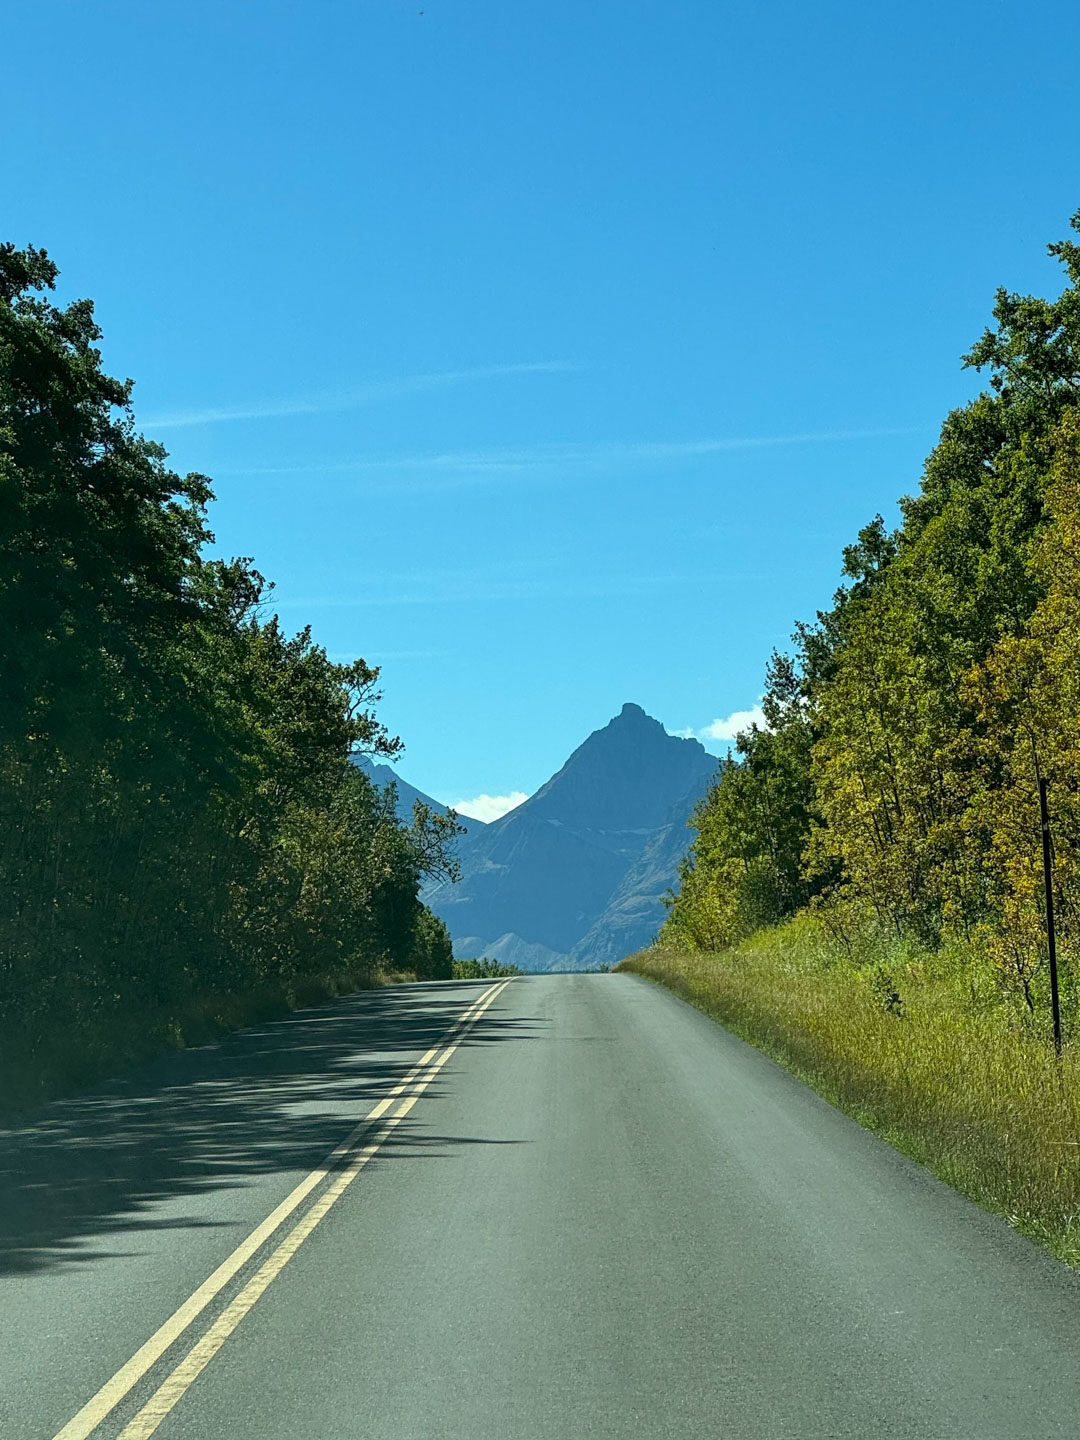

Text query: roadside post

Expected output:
[1038,778,1063,1057]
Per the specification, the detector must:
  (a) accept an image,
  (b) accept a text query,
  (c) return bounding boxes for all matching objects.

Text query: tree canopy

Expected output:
[0,244,459,1086]
[662,210,1080,1025]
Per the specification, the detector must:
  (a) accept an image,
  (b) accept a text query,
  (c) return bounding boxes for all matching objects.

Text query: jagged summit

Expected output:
[422,703,718,971]
[518,703,709,835]
[599,701,662,733]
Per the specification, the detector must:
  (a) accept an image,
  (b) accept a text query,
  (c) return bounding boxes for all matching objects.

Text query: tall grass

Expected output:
[617,916,1080,1266]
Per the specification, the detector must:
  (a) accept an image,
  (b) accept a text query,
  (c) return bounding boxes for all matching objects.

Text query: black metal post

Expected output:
[1039,778,1063,1057]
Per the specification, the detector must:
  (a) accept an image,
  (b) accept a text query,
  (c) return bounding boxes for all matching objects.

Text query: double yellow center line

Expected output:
[52,978,513,1440]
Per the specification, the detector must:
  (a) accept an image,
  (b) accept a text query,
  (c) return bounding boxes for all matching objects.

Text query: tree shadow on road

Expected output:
[0,979,543,1278]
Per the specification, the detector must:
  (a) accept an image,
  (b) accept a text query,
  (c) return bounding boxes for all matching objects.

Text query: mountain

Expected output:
[351,756,486,837]
[423,703,717,971]
[565,782,710,969]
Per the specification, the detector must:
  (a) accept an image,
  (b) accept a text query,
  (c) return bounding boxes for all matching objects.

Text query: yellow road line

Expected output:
[50,980,510,1440]
[116,979,511,1440]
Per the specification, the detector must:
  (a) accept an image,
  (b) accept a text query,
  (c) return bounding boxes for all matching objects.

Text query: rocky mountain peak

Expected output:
[422,703,718,970]
[521,703,709,832]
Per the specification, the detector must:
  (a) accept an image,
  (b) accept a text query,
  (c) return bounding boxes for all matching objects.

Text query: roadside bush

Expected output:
[451,958,522,980]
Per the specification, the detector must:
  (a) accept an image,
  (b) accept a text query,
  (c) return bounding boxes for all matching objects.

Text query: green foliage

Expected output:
[0,244,462,1099]
[660,649,824,950]
[958,410,1080,1010]
[411,907,455,980]
[451,958,522,979]
[662,209,1080,1033]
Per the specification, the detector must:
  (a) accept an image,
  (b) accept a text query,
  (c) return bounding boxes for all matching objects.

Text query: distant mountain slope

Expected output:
[566,781,707,970]
[351,756,486,837]
[423,703,716,970]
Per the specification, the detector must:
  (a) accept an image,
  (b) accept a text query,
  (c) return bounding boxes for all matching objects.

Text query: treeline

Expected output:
[451,958,522,979]
[0,244,458,1090]
[665,211,1080,1022]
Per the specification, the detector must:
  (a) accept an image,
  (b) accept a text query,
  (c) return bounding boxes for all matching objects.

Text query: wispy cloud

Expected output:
[448,791,529,823]
[270,567,753,609]
[676,704,768,745]
[141,361,576,430]
[218,425,924,487]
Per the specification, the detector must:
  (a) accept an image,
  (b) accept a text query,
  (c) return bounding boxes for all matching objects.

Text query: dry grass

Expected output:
[617,921,1080,1266]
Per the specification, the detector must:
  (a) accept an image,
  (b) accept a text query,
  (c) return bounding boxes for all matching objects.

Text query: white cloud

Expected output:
[141,361,576,430]
[219,425,923,482]
[680,705,767,744]
[449,791,529,823]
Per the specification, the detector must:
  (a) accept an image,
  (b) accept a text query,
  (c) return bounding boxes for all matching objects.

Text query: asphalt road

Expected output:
[6,973,1080,1439]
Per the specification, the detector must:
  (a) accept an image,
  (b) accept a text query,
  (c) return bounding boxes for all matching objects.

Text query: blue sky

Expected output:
[6,0,1080,815]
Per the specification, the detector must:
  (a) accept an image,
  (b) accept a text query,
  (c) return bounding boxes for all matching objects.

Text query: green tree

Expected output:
[809,212,1080,941]
[663,210,1080,978]
[1,242,463,1090]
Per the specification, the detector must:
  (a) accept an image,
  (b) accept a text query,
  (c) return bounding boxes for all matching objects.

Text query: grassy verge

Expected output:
[0,963,416,1122]
[617,918,1080,1266]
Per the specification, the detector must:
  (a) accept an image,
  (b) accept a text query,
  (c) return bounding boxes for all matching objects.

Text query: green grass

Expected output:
[617,916,1080,1266]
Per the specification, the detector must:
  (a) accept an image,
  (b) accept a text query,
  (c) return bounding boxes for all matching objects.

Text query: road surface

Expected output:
[5,973,1080,1438]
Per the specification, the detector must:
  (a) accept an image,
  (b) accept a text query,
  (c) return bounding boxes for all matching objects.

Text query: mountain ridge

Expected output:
[351,756,486,836]
[422,703,716,970]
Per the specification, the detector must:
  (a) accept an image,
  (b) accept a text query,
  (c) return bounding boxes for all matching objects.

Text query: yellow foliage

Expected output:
[961,411,1080,1007]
